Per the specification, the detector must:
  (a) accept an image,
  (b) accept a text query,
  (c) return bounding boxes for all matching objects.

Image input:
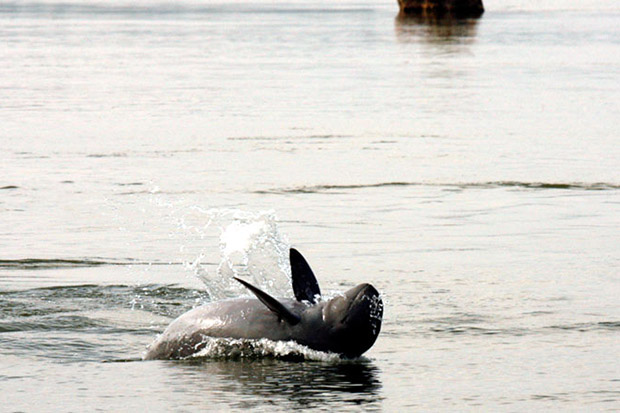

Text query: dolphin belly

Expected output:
[144,298,301,360]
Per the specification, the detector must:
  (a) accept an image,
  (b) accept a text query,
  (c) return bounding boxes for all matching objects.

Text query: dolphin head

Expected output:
[234,249,384,358]
[320,283,383,358]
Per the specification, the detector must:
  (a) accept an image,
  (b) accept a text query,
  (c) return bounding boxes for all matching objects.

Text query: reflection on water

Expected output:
[395,12,480,45]
[168,359,382,409]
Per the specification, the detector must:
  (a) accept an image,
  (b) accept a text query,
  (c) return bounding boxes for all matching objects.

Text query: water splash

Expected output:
[214,210,291,297]
[155,202,292,301]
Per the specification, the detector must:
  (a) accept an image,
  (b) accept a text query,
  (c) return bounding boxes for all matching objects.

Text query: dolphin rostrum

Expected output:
[144,248,383,359]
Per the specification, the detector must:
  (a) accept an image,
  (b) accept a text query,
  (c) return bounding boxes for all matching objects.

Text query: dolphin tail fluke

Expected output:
[290,248,321,304]
[233,277,301,325]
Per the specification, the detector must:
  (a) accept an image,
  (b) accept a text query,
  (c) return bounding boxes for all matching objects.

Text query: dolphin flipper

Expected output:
[233,277,301,325]
[290,248,321,304]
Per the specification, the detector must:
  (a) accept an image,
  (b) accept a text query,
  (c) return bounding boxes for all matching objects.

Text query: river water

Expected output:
[1,0,619,411]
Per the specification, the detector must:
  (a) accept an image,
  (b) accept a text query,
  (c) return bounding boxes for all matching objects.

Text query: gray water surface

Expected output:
[1,0,619,411]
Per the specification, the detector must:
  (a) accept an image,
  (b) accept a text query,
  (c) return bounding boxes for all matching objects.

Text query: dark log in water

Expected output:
[397,0,484,17]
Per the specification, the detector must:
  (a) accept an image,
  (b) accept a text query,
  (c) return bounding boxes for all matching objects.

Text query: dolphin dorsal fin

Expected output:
[233,277,301,325]
[290,248,321,304]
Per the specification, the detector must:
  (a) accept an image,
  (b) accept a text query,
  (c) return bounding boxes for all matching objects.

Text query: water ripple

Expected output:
[0,258,176,270]
[258,181,620,194]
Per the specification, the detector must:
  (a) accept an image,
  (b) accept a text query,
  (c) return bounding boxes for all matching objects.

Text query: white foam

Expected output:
[191,337,342,362]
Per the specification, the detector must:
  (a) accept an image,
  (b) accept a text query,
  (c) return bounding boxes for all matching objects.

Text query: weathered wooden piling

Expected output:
[398,0,484,17]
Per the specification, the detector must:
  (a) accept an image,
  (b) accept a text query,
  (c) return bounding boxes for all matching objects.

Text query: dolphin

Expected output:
[144,248,383,360]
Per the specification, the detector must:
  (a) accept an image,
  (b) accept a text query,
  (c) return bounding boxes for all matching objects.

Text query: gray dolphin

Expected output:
[144,248,383,360]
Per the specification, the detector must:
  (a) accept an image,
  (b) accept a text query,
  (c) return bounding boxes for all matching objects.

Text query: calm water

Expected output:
[1,0,619,410]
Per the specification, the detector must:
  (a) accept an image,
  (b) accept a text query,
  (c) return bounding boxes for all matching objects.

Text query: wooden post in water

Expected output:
[397,0,484,17]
